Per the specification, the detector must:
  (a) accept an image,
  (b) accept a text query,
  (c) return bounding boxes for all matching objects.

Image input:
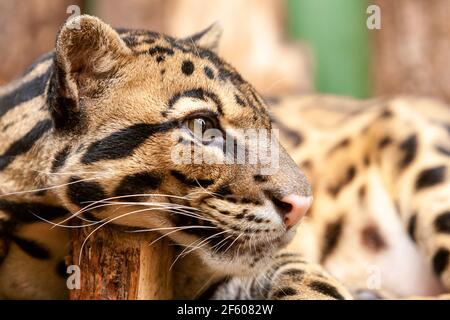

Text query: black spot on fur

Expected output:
[436,145,450,156]
[272,287,297,299]
[57,260,67,278]
[320,217,343,263]
[309,281,345,300]
[434,211,450,234]
[361,225,387,252]
[364,154,371,166]
[235,213,244,219]
[328,166,356,197]
[203,66,214,79]
[225,197,237,204]
[10,235,50,260]
[67,176,107,208]
[114,172,162,199]
[51,145,71,172]
[380,109,393,118]
[181,60,195,75]
[234,94,246,107]
[301,160,312,170]
[329,138,350,154]
[215,185,233,197]
[432,248,449,276]
[170,170,214,188]
[399,134,418,169]
[81,121,178,164]
[0,119,53,171]
[378,136,392,149]
[254,174,268,183]
[415,166,446,191]
[408,213,417,242]
[358,185,366,201]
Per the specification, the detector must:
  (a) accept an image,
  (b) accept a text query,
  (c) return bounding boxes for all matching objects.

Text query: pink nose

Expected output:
[280,194,313,229]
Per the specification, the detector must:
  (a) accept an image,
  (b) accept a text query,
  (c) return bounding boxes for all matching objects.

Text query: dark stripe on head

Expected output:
[432,248,449,277]
[434,211,450,234]
[10,235,50,259]
[282,268,305,279]
[0,67,52,118]
[308,281,345,300]
[167,88,223,115]
[81,121,178,164]
[148,46,174,56]
[320,217,344,263]
[408,213,417,242]
[114,171,162,198]
[67,176,107,208]
[168,89,205,109]
[170,170,214,188]
[51,145,71,172]
[415,166,446,191]
[361,225,387,252]
[399,134,418,169]
[0,119,53,171]
[272,287,297,299]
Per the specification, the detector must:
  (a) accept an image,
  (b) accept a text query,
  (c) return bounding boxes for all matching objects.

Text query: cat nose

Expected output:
[279,194,313,229]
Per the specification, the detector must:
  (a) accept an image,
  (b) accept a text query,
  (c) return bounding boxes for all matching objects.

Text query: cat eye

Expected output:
[183,115,220,142]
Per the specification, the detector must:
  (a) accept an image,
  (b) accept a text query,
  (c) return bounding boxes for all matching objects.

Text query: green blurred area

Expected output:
[286,0,370,98]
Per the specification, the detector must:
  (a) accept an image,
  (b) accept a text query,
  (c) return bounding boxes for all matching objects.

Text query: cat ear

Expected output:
[183,23,223,52]
[49,15,130,129]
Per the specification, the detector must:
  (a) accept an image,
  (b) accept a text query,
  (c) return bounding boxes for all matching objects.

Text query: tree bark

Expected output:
[372,0,450,103]
[70,225,173,300]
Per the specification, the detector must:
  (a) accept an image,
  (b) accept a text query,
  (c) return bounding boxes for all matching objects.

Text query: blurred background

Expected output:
[0,0,449,102]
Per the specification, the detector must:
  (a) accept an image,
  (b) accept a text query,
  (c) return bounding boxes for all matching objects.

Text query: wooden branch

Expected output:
[70,225,173,300]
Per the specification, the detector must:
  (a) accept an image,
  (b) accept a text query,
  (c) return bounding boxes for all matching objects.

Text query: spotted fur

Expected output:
[0,16,350,300]
[271,95,450,298]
